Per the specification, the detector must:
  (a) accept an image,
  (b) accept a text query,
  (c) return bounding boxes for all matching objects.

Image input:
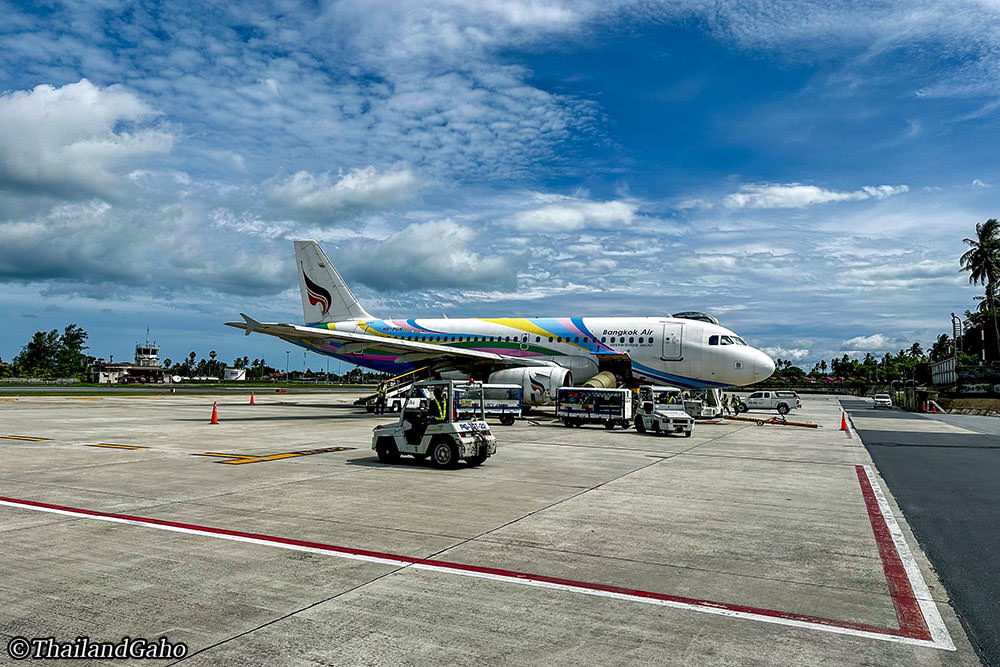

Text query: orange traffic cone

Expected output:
[931,402,937,413]
[840,412,849,431]
[249,392,255,406]
[210,401,219,424]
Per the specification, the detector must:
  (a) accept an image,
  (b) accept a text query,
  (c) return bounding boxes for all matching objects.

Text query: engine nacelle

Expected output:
[489,365,573,406]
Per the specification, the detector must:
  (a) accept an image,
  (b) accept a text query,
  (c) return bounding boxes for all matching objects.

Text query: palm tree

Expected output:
[961,219,1000,359]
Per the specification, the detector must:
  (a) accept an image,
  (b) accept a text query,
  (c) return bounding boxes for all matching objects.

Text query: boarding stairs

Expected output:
[354,365,435,412]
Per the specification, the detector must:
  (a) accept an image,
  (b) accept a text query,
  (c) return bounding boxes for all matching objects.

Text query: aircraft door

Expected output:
[520,333,529,351]
[661,323,683,360]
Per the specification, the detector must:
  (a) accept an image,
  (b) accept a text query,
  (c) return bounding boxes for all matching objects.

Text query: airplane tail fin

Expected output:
[294,240,373,324]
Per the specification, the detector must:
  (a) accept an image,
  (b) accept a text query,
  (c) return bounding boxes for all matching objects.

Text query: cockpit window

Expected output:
[720,335,734,345]
[709,335,719,345]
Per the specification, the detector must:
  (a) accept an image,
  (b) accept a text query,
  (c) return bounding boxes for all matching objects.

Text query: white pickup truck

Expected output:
[736,390,801,415]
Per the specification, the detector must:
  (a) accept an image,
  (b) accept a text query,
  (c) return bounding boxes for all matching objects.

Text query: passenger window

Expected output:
[601,337,606,343]
[548,337,553,342]
[629,337,634,343]
[709,335,719,345]
[750,392,762,399]
[557,337,562,343]
[610,337,616,343]
[574,337,579,343]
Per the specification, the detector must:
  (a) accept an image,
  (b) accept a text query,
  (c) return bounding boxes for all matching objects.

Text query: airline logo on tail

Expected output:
[301,264,332,315]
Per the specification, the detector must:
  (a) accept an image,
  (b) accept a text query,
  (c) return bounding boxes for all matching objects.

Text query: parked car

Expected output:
[736,390,802,415]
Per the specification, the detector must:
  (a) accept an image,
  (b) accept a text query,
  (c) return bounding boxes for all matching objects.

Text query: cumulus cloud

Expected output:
[0,79,174,200]
[503,195,638,232]
[723,183,909,209]
[761,346,809,362]
[841,333,900,351]
[0,197,290,297]
[266,166,420,222]
[335,219,516,292]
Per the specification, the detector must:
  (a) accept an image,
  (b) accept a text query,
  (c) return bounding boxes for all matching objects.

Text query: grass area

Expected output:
[937,397,1000,412]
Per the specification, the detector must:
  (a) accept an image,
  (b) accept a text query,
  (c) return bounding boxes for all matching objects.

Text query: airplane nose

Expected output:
[753,350,776,382]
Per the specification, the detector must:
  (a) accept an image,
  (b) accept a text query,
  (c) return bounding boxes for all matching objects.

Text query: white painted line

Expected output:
[860,465,956,651]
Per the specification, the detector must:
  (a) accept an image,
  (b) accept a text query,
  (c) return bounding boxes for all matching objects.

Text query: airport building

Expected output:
[88,341,170,384]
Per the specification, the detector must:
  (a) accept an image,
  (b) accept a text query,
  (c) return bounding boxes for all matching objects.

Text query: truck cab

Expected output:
[634,386,694,437]
[372,380,497,468]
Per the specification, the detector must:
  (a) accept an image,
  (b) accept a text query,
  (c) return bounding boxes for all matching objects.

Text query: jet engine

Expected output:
[488,365,573,406]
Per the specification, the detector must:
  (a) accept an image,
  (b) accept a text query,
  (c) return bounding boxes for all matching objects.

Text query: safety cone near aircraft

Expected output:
[840,412,849,432]
[210,401,219,424]
[249,392,255,406]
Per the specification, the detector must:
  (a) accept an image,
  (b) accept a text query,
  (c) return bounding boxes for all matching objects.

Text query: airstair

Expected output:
[355,365,435,412]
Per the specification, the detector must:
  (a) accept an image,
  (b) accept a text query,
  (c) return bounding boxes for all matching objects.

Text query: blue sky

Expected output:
[1,1,998,372]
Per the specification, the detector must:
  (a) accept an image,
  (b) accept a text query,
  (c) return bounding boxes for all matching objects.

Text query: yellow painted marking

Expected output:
[87,443,148,450]
[0,398,17,402]
[1,435,49,441]
[194,446,354,465]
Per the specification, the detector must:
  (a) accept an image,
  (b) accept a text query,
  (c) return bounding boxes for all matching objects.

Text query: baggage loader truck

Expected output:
[556,387,633,429]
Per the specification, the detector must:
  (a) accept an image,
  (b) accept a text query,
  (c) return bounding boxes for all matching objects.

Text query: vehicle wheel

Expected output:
[375,438,400,464]
[634,416,646,433]
[366,405,375,413]
[620,420,630,429]
[604,420,615,430]
[653,421,661,436]
[777,403,789,415]
[500,414,515,426]
[684,430,692,438]
[431,439,459,469]
[466,453,488,467]
[563,417,573,427]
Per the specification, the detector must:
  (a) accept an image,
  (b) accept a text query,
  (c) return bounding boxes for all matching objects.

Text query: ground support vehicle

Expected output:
[736,390,801,415]
[371,380,497,468]
[556,387,632,429]
[455,383,522,426]
[684,388,723,418]
[634,386,694,437]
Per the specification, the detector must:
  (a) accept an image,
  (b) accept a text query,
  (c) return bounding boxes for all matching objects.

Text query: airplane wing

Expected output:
[225,313,551,368]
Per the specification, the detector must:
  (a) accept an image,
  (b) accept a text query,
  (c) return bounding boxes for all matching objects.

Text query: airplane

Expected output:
[226,240,775,405]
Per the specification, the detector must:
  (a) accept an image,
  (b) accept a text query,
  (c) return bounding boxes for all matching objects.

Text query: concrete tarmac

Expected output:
[0,393,982,665]
[846,399,1000,667]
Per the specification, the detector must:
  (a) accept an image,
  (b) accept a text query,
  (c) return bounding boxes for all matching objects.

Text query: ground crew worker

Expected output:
[432,388,448,422]
[722,393,731,415]
[376,383,387,414]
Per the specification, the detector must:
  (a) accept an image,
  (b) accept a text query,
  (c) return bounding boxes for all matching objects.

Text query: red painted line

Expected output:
[854,466,931,640]
[0,494,913,638]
